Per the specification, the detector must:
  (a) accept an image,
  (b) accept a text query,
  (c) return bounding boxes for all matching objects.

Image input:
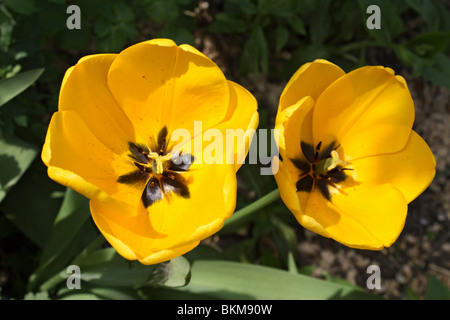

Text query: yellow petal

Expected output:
[89,162,237,264]
[107,39,230,142]
[274,96,315,159]
[42,111,145,207]
[302,183,407,250]
[351,130,436,203]
[169,80,258,172]
[277,59,345,119]
[312,66,415,159]
[274,96,316,214]
[273,156,301,217]
[59,54,136,154]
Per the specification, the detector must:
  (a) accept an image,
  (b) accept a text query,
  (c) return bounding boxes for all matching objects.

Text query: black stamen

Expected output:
[318,141,337,161]
[169,154,195,172]
[326,170,347,183]
[117,170,149,185]
[134,162,151,173]
[157,126,168,155]
[290,158,311,173]
[142,177,163,208]
[296,175,314,193]
[128,142,149,164]
[160,172,190,199]
[314,141,322,162]
[300,141,315,163]
[316,141,322,151]
[316,179,331,201]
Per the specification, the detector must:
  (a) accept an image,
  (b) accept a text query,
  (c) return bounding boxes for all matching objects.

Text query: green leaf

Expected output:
[27,188,93,292]
[5,0,36,16]
[161,256,191,287]
[0,137,37,204]
[177,260,381,300]
[147,0,179,24]
[221,189,280,234]
[281,44,330,79]
[274,25,289,52]
[0,4,15,51]
[113,2,134,22]
[240,26,269,75]
[23,291,50,300]
[57,283,142,300]
[358,0,403,46]
[0,68,44,107]
[406,32,450,59]
[208,13,247,34]
[394,45,427,76]
[422,53,450,88]
[287,14,306,36]
[405,0,450,32]
[94,19,110,38]
[72,248,191,288]
[424,275,450,300]
[308,0,331,44]
[157,25,195,46]
[1,161,65,248]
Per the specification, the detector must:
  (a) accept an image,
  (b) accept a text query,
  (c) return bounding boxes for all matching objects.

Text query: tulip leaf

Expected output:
[26,188,98,292]
[274,25,289,52]
[57,283,142,300]
[0,68,44,107]
[0,137,37,204]
[71,247,191,288]
[421,54,450,89]
[424,275,450,300]
[406,32,450,60]
[405,0,450,32]
[357,0,403,46]
[240,26,269,75]
[177,260,381,300]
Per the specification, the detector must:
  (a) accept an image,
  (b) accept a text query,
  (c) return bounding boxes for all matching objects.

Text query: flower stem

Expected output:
[221,189,281,233]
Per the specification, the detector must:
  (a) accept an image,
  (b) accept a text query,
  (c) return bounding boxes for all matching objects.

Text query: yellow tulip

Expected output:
[274,59,435,250]
[42,39,258,264]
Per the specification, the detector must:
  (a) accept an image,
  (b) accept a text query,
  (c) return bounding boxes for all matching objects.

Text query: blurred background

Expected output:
[0,0,449,300]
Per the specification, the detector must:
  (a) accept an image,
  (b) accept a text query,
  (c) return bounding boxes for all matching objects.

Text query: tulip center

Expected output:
[291,141,351,201]
[117,126,194,208]
[148,152,173,175]
[314,150,348,176]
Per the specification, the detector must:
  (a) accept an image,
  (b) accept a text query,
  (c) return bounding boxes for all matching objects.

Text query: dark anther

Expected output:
[316,179,331,201]
[300,141,315,163]
[142,177,163,208]
[169,153,195,172]
[296,175,314,193]
[157,126,168,155]
[128,142,149,164]
[318,141,337,161]
[326,169,347,183]
[117,170,149,185]
[290,158,311,173]
[314,141,322,161]
[160,171,190,199]
[121,127,195,208]
[134,162,149,172]
[293,140,347,201]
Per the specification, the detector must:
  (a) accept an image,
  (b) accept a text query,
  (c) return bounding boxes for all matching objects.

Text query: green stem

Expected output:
[221,189,281,233]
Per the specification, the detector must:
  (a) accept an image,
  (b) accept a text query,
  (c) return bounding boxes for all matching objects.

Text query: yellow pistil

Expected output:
[148,152,173,175]
[314,150,348,176]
